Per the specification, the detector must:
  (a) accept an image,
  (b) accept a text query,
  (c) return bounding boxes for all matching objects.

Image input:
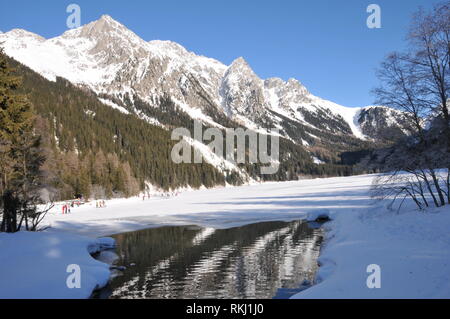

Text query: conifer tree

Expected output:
[0,49,45,232]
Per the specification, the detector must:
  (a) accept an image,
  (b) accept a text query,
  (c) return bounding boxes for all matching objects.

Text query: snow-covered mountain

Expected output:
[0,15,407,151]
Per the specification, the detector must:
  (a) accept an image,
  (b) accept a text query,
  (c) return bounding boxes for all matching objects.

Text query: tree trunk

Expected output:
[447,168,450,204]
[430,169,446,206]
[414,174,429,207]
[2,191,19,233]
[420,170,440,207]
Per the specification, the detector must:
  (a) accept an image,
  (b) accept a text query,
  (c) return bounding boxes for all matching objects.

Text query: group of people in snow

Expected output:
[60,198,107,214]
[61,200,82,214]
[96,200,107,208]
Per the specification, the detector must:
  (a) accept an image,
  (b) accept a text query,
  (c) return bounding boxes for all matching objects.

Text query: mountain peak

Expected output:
[58,14,148,54]
[94,14,128,30]
[227,57,255,76]
[99,14,115,22]
[3,28,45,40]
[286,78,308,92]
[84,14,127,34]
[60,14,132,40]
[230,57,249,67]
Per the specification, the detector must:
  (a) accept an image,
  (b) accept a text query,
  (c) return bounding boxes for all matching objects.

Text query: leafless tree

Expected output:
[372,2,450,210]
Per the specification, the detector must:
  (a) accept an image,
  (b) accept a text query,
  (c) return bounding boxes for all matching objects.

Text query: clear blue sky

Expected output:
[0,0,441,107]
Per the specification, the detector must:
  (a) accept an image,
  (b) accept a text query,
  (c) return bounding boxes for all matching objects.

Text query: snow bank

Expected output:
[294,203,450,299]
[0,231,114,299]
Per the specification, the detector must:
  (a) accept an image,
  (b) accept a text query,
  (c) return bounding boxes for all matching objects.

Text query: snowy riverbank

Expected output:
[1,173,450,298]
[0,231,115,299]
[294,203,450,298]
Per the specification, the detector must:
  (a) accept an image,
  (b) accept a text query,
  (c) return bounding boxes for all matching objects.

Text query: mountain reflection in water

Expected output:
[103,220,323,299]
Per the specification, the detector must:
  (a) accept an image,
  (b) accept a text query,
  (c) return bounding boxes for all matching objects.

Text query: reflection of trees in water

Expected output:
[110,220,322,299]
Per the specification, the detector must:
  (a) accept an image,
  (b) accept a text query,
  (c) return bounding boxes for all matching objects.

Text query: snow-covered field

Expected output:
[1,173,450,298]
[0,232,114,298]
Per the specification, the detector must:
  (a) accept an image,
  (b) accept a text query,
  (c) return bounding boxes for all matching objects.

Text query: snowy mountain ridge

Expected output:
[0,15,409,149]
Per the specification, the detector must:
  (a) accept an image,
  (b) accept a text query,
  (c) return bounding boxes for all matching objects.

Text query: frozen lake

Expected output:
[43,174,374,237]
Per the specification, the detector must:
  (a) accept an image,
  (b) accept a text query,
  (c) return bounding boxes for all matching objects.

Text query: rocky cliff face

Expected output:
[357,106,414,142]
